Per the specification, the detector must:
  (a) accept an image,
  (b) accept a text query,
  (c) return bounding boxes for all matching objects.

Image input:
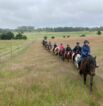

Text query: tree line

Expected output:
[15,26,103,32]
[0,32,27,40]
[0,26,103,33]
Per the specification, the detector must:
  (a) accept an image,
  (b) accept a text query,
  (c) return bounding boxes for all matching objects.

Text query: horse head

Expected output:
[88,56,98,76]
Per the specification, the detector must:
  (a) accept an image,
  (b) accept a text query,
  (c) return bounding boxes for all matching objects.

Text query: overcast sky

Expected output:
[0,0,103,28]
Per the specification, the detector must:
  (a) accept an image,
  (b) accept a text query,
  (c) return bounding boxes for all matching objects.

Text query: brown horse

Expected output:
[63,51,72,62]
[79,55,98,92]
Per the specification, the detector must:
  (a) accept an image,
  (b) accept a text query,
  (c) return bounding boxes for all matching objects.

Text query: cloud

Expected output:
[0,0,103,28]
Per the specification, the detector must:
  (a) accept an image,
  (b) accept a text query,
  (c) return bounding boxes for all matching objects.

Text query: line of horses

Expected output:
[42,40,98,92]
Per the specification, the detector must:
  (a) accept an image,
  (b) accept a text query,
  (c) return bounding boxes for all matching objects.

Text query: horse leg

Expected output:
[90,76,93,92]
[62,54,65,61]
[66,54,69,62]
[68,56,69,62]
[84,74,87,85]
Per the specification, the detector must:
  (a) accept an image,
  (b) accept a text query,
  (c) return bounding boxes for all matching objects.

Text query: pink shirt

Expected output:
[59,45,64,51]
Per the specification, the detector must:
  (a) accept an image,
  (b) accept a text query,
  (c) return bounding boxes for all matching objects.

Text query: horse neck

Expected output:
[82,57,96,73]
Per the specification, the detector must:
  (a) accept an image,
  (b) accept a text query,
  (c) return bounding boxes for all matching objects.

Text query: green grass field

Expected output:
[25,31,100,40]
[0,31,103,106]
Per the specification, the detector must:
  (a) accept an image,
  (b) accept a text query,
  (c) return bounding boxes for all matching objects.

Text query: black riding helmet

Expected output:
[84,40,89,44]
[76,42,80,45]
[67,44,70,47]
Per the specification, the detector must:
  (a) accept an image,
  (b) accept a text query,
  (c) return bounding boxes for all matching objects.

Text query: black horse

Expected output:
[79,55,98,92]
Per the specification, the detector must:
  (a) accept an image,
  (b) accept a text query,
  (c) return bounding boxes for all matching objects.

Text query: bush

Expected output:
[44,36,47,40]
[63,36,65,38]
[15,33,23,39]
[0,32,14,40]
[51,36,55,39]
[15,32,27,40]
[22,36,27,40]
[80,34,86,37]
[97,30,102,35]
[67,35,70,38]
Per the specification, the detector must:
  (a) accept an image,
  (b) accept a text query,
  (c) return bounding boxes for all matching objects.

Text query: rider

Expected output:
[53,43,57,52]
[66,44,72,53]
[79,40,90,68]
[59,43,65,55]
[59,43,65,52]
[81,40,90,58]
[73,42,81,54]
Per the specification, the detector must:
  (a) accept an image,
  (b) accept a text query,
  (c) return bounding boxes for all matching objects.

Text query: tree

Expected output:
[15,32,27,40]
[15,33,23,39]
[0,32,14,40]
[97,30,102,35]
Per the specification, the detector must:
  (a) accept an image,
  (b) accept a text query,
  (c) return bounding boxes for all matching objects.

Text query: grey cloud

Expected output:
[0,0,103,28]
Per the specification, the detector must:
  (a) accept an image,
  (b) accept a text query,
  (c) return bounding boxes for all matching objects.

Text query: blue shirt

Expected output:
[81,45,90,57]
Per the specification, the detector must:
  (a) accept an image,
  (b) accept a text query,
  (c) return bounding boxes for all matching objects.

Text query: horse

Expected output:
[47,42,52,52]
[42,40,48,48]
[59,48,65,61]
[63,51,72,62]
[79,55,98,92]
[72,52,81,69]
[54,46,60,55]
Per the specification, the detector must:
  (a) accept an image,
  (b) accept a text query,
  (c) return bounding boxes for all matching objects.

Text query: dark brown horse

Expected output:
[79,55,98,92]
[59,49,65,60]
[63,51,72,62]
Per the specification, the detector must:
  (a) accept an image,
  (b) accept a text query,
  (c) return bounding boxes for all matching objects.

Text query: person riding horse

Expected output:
[59,43,65,56]
[73,42,81,54]
[78,40,98,91]
[64,44,72,61]
[72,42,81,61]
[79,40,91,72]
[48,41,52,51]
[53,43,57,53]
[79,40,93,74]
[42,39,47,47]
[66,44,72,53]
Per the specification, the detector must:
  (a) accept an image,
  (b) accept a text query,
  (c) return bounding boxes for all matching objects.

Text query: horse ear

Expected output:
[94,56,96,59]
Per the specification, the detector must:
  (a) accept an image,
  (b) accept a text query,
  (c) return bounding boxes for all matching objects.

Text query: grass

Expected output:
[24,31,102,40]
[0,32,103,106]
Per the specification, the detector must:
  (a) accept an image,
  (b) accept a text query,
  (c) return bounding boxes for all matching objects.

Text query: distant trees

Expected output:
[15,26,35,32]
[1,26,103,33]
[0,32,27,40]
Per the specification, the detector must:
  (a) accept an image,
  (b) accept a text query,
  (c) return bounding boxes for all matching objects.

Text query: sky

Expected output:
[0,0,103,28]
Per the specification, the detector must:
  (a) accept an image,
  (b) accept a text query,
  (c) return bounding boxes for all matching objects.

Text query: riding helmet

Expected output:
[84,40,89,44]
